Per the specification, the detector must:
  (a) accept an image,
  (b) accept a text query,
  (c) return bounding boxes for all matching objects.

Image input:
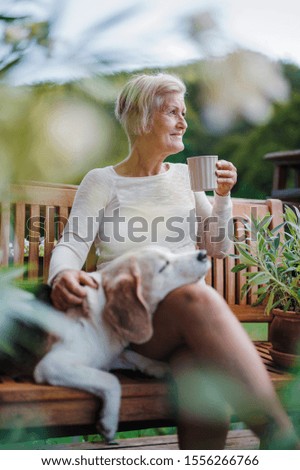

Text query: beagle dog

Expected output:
[31,246,209,441]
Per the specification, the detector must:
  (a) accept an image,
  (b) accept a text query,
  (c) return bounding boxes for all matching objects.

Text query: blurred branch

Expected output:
[0,15,29,22]
[0,0,207,84]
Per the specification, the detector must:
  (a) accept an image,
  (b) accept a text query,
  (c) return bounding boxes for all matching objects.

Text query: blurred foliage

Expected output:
[1,60,299,194]
[0,79,115,187]
[169,61,299,200]
[211,63,300,198]
[0,1,296,196]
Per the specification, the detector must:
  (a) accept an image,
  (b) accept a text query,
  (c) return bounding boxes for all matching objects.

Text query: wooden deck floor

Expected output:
[16,429,259,450]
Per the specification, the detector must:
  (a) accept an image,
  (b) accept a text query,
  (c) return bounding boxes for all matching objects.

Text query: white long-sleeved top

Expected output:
[48,163,233,284]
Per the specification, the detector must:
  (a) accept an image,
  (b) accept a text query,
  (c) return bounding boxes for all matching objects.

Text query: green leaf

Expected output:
[271,222,285,234]
[243,271,261,278]
[273,234,280,250]
[236,246,257,266]
[257,232,267,251]
[283,299,292,312]
[246,272,272,285]
[255,214,273,232]
[228,253,240,259]
[284,206,297,224]
[235,241,251,251]
[256,286,268,295]
[265,290,275,315]
[271,298,286,310]
[283,252,296,261]
[240,283,252,299]
[252,292,268,306]
[231,264,248,273]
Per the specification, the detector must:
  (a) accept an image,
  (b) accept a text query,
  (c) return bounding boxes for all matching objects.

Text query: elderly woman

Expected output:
[49,73,298,449]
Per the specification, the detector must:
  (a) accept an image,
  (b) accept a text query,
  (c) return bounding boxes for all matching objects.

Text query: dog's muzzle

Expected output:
[197,250,207,262]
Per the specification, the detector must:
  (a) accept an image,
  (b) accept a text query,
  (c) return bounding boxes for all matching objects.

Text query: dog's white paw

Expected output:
[97,379,121,443]
[142,360,170,379]
[97,395,120,442]
[97,412,119,443]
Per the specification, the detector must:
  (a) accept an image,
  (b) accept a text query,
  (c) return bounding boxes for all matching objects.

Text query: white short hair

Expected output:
[115,73,186,142]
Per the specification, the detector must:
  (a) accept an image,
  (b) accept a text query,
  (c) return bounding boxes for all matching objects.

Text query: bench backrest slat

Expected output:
[224,255,236,305]
[0,201,10,266]
[28,204,40,279]
[14,202,26,266]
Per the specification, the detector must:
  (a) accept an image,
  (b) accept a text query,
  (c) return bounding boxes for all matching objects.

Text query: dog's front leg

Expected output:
[112,349,171,379]
[34,353,121,442]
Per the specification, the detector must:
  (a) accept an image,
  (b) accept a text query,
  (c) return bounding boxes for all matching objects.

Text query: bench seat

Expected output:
[0,342,295,441]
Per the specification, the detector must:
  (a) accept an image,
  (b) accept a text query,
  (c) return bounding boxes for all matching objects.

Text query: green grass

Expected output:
[243,323,268,341]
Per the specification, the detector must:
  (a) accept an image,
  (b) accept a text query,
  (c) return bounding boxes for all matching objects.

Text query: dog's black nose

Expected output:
[197,250,207,261]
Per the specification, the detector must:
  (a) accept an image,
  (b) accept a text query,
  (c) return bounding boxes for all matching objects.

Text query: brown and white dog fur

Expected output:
[33,246,210,441]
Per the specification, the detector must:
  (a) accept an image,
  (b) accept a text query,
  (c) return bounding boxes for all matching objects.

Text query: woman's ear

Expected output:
[102,262,152,344]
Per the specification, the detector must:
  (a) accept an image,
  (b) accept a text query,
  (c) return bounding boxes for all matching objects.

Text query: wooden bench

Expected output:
[0,181,296,444]
[264,149,300,205]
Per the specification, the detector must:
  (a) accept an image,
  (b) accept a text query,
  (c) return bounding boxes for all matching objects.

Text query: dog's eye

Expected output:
[158,260,170,273]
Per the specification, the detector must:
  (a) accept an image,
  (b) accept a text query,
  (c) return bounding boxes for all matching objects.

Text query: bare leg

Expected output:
[170,346,231,450]
[132,283,298,449]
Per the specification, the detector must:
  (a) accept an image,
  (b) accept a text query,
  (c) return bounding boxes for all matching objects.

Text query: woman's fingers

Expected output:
[51,269,98,311]
[216,160,237,171]
[78,271,99,288]
[215,160,237,196]
[63,275,88,298]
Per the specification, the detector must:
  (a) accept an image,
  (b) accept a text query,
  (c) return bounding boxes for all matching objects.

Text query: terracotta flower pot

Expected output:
[269,309,300,368]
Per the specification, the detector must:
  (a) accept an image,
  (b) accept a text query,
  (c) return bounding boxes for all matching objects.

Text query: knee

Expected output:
[169,282,214,307]
[165,282,229,324]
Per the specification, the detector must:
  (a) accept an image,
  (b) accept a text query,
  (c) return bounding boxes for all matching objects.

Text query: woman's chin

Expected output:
[173,144,184,154]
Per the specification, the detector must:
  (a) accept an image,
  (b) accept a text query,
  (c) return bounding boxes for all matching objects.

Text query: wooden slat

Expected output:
[205,260,212,286]
[0,398,99,430]
[28,204,40,279]
[13,202,26,266]
[225,429,259,450]
[58,206,69,239]
[247,234,259,304]
[0,201,10,266]
[224,251,236,304]
[0,374,168,404]
[267,199,284,229]
[43,206,55,283]
[213,257,224,296]
[234,214,248,306]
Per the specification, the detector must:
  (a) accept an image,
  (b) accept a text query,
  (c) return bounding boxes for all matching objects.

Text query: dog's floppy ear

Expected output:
[102,260,152,344]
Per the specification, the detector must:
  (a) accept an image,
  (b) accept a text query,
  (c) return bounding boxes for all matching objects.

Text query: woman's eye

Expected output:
[168,109,186,117]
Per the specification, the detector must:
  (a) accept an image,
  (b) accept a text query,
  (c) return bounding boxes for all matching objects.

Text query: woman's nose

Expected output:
[177,116,187,130]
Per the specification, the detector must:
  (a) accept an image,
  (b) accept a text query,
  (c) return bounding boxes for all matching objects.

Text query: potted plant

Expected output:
[231,205,300,368]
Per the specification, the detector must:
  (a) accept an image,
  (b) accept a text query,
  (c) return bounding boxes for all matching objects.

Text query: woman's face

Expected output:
[144,92,187,157]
